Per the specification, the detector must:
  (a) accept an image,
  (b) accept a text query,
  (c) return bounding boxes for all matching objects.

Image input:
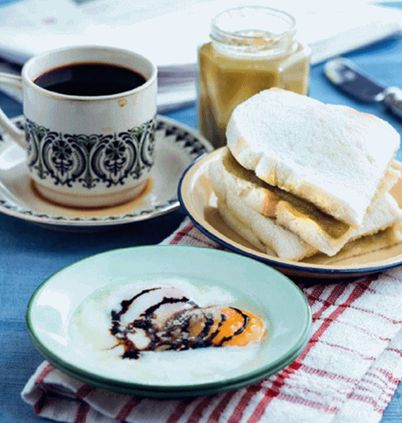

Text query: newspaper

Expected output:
[0,0,401,111]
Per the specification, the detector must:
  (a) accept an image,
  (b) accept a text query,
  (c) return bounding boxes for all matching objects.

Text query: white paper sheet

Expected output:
[0,0,401,110]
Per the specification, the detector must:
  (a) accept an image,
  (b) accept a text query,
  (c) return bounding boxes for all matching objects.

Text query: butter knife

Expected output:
[324,58,402,120]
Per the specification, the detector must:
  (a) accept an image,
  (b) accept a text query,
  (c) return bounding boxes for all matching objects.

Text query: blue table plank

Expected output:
[1,35,402,423]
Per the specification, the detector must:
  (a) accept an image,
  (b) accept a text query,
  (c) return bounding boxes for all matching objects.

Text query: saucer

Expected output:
[0,115,212,230]
[179,149,402,279]
[27,246,311,398]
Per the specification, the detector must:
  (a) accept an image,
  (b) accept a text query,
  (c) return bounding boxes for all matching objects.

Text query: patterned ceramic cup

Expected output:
[0,46,157,207]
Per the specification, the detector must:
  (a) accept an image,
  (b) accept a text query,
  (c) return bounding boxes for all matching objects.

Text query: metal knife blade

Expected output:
[324,58,385,102]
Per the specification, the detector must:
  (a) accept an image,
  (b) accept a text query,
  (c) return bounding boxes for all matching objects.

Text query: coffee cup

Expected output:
[0,45,157,208]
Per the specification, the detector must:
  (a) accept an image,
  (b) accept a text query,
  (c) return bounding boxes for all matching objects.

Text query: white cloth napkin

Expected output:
[22,218,402,423]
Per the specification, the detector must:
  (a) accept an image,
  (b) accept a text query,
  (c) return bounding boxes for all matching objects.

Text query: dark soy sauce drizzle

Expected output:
[34,63,146,96]
[109,287,250,359]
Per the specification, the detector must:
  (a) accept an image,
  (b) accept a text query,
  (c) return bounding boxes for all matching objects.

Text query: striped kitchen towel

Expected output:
[22,218,402,423]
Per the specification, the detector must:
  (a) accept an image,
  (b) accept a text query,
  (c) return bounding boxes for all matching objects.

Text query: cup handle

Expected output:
[0,72,25,148]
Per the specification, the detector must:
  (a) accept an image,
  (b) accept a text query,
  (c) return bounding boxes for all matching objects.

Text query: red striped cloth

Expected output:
[22,218,402,423]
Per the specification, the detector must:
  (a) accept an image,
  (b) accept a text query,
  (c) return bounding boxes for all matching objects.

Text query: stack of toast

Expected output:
[209,88,402,263]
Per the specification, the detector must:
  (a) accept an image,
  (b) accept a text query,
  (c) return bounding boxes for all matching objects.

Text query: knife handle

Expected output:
[383,87,402,120]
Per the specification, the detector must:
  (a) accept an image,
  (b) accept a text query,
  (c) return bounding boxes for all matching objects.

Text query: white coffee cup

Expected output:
[0,45,157,208]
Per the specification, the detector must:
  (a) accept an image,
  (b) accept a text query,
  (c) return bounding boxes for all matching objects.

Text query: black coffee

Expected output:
[34,63,146,96]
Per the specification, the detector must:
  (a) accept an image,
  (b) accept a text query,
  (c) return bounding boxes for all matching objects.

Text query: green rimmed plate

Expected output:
[26,246,311,398]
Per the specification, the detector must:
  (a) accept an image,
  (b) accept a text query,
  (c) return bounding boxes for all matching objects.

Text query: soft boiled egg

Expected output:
[110,286,266,359]
[69,279,268,385]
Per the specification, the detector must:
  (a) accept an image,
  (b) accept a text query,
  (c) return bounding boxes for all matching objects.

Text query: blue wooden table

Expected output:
[1,11,402,423]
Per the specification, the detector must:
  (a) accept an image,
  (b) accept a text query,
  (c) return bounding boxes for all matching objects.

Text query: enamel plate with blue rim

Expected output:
[179,149,402,279]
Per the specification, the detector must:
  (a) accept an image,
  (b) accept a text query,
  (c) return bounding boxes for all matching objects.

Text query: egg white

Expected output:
[69,277,263,386]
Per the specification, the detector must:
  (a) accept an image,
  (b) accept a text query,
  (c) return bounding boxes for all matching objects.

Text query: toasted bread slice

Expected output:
[210,159,316,261]
[227,88,400,226]
[217,197,315,260]
[218,148,402,256]
[210,154,314,260]
[217,199,273,255]
[216,194,402,263]
[210,152,402,260]
[225,190,316,260]
[306,224,402,265]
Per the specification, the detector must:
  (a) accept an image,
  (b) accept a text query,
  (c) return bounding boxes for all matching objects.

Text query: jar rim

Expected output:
[211,6,296,43]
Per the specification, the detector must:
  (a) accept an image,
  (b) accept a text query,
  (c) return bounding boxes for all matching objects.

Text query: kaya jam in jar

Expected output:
[198,6,310,147]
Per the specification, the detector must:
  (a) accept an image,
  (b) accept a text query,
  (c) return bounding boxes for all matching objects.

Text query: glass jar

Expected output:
[198,6,310,147]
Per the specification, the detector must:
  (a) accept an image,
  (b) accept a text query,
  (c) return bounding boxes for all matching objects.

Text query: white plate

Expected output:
[0,115,212,230]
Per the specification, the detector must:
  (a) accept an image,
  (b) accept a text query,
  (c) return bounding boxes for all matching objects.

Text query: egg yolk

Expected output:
[212,307,265,347]
[188,306,265,347]
[111,286,266,359]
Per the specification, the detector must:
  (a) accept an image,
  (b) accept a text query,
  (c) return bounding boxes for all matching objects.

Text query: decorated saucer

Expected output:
[179,149,402,279]
[0,115,212,230]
